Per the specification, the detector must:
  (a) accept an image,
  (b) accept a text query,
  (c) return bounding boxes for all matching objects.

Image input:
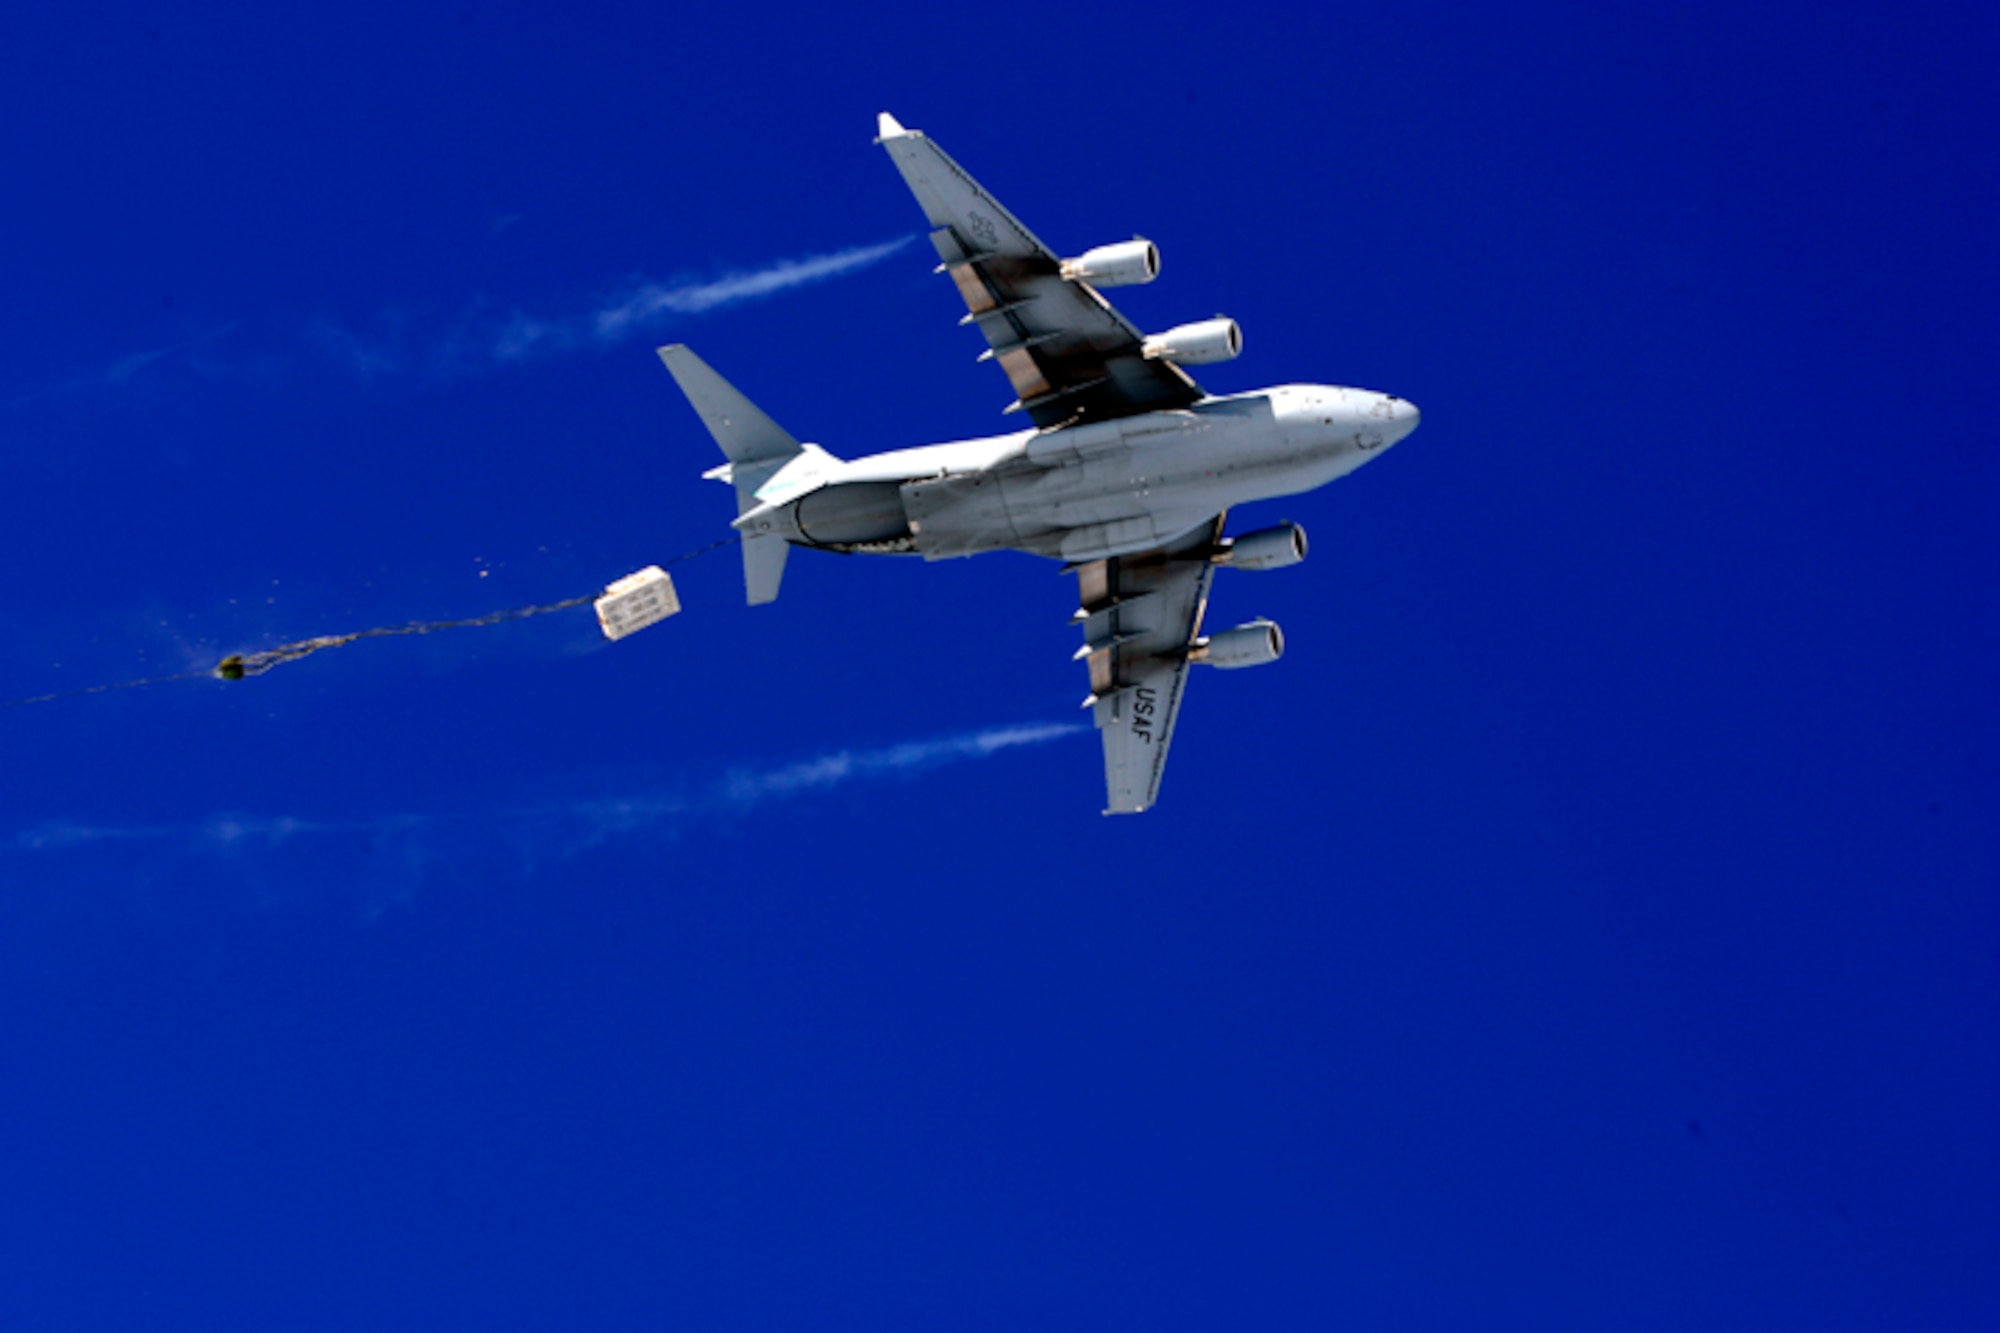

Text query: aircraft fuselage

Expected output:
[733,383,1419,565]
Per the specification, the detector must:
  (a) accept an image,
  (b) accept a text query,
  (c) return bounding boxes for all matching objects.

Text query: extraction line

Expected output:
[3,535,739,709]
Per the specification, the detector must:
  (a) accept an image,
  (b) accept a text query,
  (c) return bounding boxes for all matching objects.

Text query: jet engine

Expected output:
[1141,317,1242,366]
[1190,618,1285,669]
[1058,240,1160,288]
[1216,521,1307,571]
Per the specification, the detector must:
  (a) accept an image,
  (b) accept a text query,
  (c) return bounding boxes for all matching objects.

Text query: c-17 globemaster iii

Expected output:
[659,112,1419,813]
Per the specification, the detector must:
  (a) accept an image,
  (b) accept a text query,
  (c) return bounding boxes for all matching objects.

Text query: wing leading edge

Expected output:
[875,112,1203,429]
[1076,517,1224,814]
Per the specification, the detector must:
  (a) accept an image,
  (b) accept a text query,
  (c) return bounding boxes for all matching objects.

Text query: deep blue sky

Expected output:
[2,3,1994,1328]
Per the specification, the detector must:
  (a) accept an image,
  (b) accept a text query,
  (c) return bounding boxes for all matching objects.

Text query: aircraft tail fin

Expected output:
[657,344,799,606]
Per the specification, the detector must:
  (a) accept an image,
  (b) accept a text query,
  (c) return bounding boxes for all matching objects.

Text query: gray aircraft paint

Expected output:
[730,385,1416,562]
[660,112,1420,811]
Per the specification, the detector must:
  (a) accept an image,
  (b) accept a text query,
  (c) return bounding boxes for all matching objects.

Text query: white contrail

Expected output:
[707,719,1084,811]
[589,237,913,340]
[9,720,1090,868]
[478,236,915,364]
[12,813,328,854]
[2,343,189,412]
[560,720,1090,842]
[4,237,915,404]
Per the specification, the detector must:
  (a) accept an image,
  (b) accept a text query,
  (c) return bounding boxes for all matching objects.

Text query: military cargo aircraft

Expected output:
[660,112,1419,813]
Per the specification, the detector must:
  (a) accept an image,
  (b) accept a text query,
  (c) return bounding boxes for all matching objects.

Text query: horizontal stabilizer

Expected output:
[657,344,800,467]
[742,533,789,606]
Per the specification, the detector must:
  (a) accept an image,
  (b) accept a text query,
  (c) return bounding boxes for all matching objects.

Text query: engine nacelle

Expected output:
[1216,521,1307,571]
[1059,239,1160,288]
[1191,618,1285,670]
[1141,317,1242,366]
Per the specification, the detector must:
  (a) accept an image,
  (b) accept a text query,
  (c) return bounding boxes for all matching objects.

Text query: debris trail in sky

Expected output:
[2,536,737,710]
[210,593,598,680]
[0,667,216,710]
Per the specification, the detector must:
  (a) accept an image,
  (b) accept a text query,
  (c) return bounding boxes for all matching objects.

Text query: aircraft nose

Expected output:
[1378,394,1419,438]
[1353,393,1419,451]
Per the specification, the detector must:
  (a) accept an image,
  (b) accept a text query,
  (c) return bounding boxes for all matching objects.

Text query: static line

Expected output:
[3,536,740,709]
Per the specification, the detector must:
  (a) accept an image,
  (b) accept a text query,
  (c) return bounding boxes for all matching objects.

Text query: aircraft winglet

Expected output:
[876,111,909,140]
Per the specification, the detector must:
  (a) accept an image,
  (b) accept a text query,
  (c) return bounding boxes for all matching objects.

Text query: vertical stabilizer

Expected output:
[658,344,801,605]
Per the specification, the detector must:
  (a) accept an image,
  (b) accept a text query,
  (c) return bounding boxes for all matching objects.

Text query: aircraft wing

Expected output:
[1075,518,1224,814]
[876,112,1204,429]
